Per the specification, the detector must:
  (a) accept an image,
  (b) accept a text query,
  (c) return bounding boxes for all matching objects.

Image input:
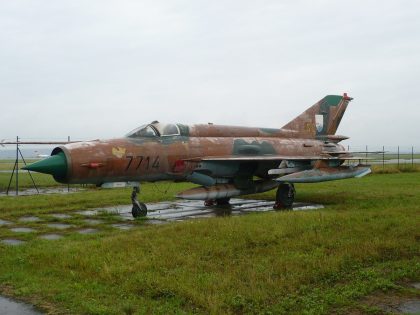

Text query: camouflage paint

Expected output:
[24,94,370,201]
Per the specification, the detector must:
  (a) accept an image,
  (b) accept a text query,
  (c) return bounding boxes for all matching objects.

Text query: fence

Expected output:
[346,145,420,170]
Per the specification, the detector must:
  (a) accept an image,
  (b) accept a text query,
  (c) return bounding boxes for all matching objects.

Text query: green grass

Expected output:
[0,173,419,314]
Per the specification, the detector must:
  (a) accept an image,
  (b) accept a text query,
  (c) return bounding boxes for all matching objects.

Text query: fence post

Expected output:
[397,146,400,169]
[365,145,368,165]
[16,136,19,196]
[383,145,385,171]
[412,146,414,168]
[68,136,71,192]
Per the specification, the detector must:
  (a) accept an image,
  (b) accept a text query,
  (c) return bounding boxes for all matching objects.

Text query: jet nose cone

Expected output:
[22,152,67,178]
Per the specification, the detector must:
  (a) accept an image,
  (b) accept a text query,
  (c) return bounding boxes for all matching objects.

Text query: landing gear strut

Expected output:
[131,186,147,217]
[273,183,295,210]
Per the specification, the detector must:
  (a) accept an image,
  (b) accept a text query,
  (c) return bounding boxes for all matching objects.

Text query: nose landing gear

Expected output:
[131,186,147,217]
[273,183,295,210]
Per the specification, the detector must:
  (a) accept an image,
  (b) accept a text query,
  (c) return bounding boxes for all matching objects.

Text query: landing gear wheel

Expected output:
[216,198,231,206]
[131,185,147,217]
[204,200,215,207]
[274,183,295,210]
[132,202,147,217]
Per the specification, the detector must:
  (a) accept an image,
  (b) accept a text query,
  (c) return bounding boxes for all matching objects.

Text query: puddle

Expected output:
[111,224,134,230]
[1,239,26,246]
[398,300,420,314]
[379,299,420,314]
[75,210,98,216]
[0,219,12,226]
[77,228,99,235]
[0,296,42,315]
[46,223,72,230]
[19,216,41,223]
[76,199,324,223]
[39,234,63,240]
[10,227,36,233]
[49,213,72,219]
[83,219,103,225]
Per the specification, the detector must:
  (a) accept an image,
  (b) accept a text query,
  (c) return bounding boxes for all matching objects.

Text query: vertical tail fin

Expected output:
[282,93,353,139]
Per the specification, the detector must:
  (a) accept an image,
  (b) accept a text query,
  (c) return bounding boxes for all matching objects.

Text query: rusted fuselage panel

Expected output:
[187,124,300,138]
[54,136,340,185]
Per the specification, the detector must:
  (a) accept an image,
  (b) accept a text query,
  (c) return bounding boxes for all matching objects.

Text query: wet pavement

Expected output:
[1,239,26,246]
[19,216,41,223]
[0,187,83,197]
[0,199,324,246]
[0,296,42,315]
[49,213,72,219]
[0,219,12,226]
[39,234,64,240]
[46,223,73,230]
[10,227,36,233]
[397,300,420,314]
[379,299,420,314]
[82,199,324,222]
[83,219,104,225]
[77,228,99,235]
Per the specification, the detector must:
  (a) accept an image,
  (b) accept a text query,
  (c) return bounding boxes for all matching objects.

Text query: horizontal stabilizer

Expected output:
[276,166,371,183]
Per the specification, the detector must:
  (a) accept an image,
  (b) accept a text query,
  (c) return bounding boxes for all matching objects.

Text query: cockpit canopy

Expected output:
[126,122,181,138]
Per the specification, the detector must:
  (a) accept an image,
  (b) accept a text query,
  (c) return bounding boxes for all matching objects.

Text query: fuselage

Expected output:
[52,133,342,185]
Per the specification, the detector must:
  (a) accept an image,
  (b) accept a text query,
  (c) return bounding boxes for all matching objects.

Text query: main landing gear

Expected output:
[273,183,295,210]
[131,186,147,218]
[204,197,231,207]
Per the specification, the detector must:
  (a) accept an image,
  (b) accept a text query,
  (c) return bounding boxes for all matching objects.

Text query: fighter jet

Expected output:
[23,94,370,217]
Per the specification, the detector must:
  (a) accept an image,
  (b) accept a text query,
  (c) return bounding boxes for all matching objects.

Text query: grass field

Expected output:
[0,172,419,314]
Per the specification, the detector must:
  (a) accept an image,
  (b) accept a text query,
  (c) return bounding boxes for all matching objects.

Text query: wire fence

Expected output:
[347,145,420,171]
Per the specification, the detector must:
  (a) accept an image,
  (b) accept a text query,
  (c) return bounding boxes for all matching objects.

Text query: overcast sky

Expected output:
[1,0,419,148]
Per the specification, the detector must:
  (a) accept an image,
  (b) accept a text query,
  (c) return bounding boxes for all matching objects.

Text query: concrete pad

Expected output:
[39,234,64,240]
[49,213,72,219]
[0,295,42,314]
[10,227,36,233]
[75,210,98,216]
[18,216,41,223]
[111,224,134,230]
[0,187,83,197]
[46,223,73,230]
[77,228,99,235]
[83,219,103,225]
[1,239,26,246]
[0,219,12,226]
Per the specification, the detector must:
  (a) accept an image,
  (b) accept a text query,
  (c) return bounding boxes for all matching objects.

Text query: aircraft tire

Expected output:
[274,183,295,210]
[132,202,147,217]
[204,200,215,207]
[216,198,231,206]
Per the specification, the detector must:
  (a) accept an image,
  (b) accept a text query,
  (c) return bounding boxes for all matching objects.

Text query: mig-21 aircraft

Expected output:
[23,93,371,217]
